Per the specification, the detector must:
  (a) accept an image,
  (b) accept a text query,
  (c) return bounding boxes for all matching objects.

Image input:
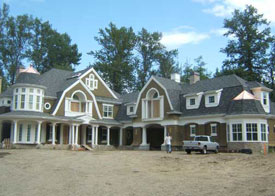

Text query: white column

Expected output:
[92,126,95,147]
[13,120,18,144]
[141,127,147,145]
[69,125,72,145]
[107,126,110,146]
[95,126,98,145]
[72,125,75,145]
[37,121,42,144]
[119,128,123,146]
[52,123,56,145]
[75,125,79,145]
[60,124,63,145]
[162,126,167,146]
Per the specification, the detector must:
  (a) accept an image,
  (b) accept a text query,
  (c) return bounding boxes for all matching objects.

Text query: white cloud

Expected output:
[161,30,210,49]
[194,0,275,23]
[210,28,227,36]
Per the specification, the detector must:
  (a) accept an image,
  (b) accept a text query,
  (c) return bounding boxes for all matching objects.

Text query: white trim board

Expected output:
[79,67,118,99]
[52,80,102,119]
[134,76,173,114]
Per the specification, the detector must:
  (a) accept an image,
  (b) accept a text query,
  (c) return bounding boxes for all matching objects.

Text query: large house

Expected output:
[0,66,274,152]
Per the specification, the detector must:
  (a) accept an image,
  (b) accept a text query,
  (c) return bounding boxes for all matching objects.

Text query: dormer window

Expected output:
[184,92,203,110]
[127,104,135,115]
[209,96,215,103]
[204,89,222,108]
[142,88,164,120]
[86,73,98,90]
[190,98,195,105]
[263,92,267,105]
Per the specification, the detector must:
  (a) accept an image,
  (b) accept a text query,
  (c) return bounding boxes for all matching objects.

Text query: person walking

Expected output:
[164,135,172,153]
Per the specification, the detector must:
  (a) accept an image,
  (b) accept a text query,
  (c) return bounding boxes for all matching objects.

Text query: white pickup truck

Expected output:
[183,135,219,154]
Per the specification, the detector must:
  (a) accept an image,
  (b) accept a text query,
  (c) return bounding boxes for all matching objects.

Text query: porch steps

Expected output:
[82,144,93,151]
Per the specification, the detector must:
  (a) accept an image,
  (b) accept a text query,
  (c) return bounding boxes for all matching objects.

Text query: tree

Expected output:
[193,56,211,80]
[28,19,81,73]
[180,59,193,83]
[89,23,137,93]
[136,28,164,90]
[2,14,33,84]
[156,49,179,78]
[221,5,272,82]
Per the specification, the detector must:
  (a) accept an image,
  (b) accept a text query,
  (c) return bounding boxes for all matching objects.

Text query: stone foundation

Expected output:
[227,142,268,153]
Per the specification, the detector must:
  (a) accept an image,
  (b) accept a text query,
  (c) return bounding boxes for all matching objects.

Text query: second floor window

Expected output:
[190,98,195,105]
[103,104,113,118]
[209,96,215,103]
[86,73,98,90]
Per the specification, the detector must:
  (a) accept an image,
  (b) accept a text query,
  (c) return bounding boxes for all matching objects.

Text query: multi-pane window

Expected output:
[209,96,215,103]
[19,124,23,142]
[190,98,195,105]
[211,124,217,136]
[103,104,113,118]
[232,124,242,141]
[36,96,40,110]
[21,95,25,109]
[13,88,43,111]
[263,93,267,105]
[246,123,258,141]
[261,124,267,141]
[190,125,196,136]
[86,74,98,90]
[15,95,18,109]
[87,127,92,142]
[29,95,33,109]
[35,124,38,142]
[130,106,134,113]
[27,124,31,142]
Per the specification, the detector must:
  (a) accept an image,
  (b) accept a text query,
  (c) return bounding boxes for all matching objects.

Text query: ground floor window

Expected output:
[87,127,92,142]
[35,124,38,142]
[246,123,257,141]
[232,124,242,141]
[261,124,267,141]
[211,124,217,136]
[27,124,31,142]
[19,124,23,142]
[190,125,196,136]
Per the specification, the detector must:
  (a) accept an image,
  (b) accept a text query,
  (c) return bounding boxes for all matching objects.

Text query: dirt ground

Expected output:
[0,149,275,196]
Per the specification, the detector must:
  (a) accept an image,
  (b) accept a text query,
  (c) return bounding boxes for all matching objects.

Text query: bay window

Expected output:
[232,124,242,141]
[246,123,258,141]
[261,124,267,141]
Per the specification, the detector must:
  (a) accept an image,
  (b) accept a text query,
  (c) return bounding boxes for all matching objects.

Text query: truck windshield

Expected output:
[194,137,208,141]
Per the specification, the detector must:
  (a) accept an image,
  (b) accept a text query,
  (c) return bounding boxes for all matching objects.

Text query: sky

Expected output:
[2,0,275,74]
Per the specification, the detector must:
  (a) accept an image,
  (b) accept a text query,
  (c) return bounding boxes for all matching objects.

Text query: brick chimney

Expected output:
[189,72,200,84]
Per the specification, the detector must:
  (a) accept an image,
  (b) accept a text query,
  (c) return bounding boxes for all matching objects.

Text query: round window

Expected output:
[44,102,51,110]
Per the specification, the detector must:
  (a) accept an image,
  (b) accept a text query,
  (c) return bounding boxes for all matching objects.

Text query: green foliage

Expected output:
[0,3,81,86]
[181,56,211,83]
[156,49,179,78]
[221,5,272,82]
[89,23,137,93]
[136,28,164,90]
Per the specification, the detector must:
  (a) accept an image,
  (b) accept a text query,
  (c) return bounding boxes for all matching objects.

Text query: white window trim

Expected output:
[127,104,135,115]
[85,73,98,91]
[103,104,114,119]
[13,87,44,112]
[190,125,196,137]
[210,123,217,136]
[141,96,164,121]
[205,89,223,108]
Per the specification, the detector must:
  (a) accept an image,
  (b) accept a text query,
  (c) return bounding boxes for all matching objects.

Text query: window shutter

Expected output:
[94,80,98,89]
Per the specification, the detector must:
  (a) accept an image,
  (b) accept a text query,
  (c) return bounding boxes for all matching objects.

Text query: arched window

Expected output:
[142,88,163,120]
[70,91,87,113]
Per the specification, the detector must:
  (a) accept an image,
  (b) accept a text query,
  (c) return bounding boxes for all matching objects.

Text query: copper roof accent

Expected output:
[21,65,40,75]
[233,90,257,100]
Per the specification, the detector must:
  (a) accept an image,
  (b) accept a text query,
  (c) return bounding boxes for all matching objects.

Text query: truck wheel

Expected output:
[215,147,219,153]
[201,147,207,154]
[186,150,191,154]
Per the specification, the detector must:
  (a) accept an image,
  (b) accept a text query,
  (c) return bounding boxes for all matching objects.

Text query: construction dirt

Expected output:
[0,149,275,196]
